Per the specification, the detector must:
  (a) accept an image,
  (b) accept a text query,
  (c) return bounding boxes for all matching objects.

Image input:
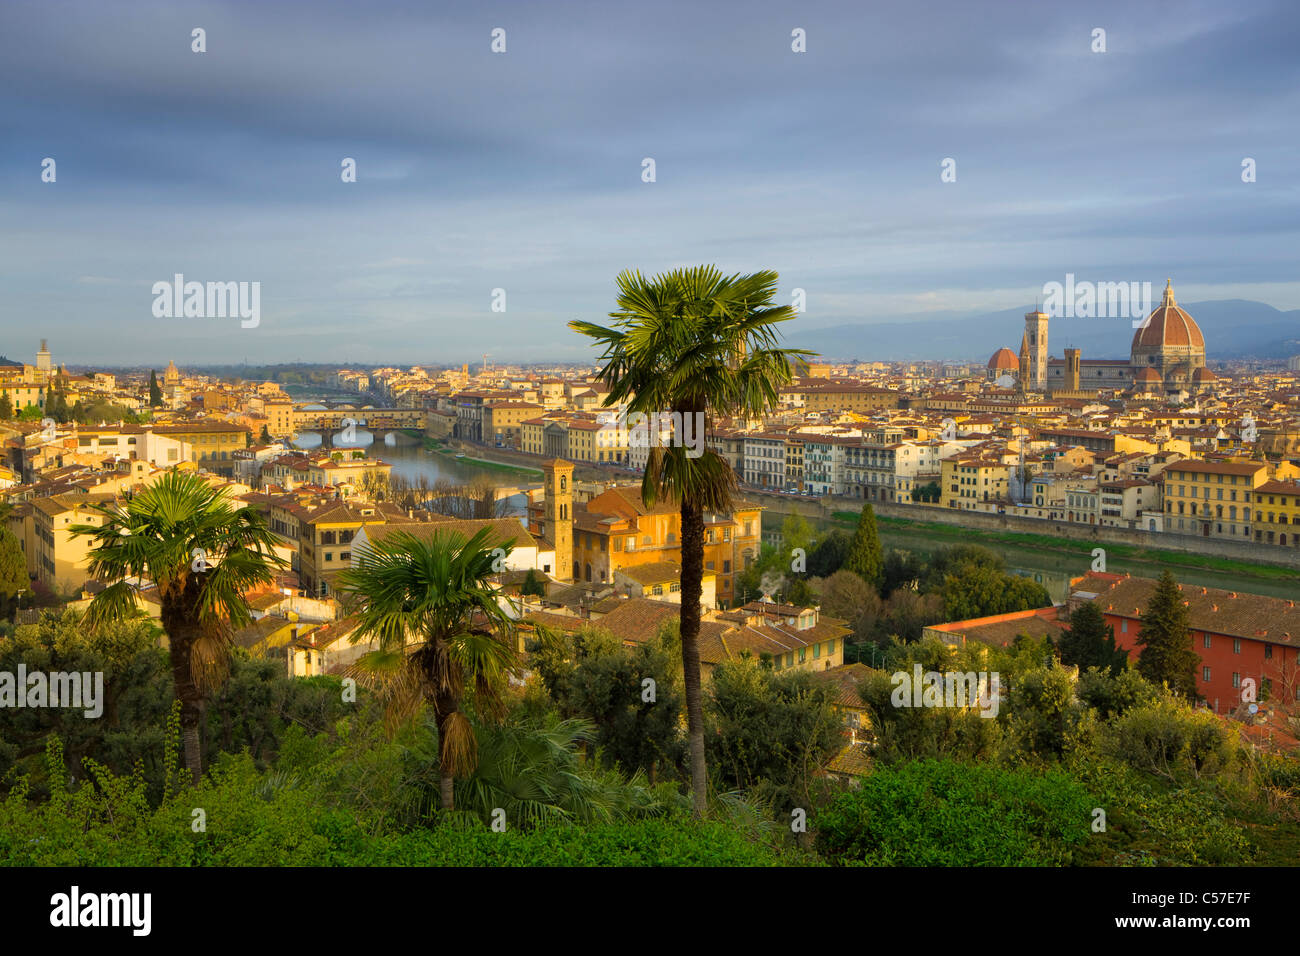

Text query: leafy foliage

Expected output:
[816,759,1094,865]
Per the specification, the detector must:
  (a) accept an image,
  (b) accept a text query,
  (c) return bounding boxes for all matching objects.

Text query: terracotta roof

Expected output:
[1079,572,1300,647]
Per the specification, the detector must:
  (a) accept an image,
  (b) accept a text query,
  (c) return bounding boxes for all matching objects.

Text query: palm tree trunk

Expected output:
[168,625,205,785]
[433,708,456,812]
[679,497,708,818]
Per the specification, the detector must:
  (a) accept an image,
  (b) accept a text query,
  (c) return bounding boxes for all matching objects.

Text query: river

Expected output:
[292,429,531,516]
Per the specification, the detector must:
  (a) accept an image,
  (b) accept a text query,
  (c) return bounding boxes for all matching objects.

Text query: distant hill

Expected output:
[789,300,1300,363]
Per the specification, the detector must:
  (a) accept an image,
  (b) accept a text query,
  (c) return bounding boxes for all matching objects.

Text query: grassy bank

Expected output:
[429,443,543,479]
[828,511,1300,583]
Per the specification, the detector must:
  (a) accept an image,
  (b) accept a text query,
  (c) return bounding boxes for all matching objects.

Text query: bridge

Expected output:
[291,404,427,432]
[494,483,543,502]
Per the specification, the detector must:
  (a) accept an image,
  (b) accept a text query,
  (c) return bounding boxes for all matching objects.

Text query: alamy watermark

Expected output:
[151,274,260,328]
[890,664,1000,718]
[1041,274,1153,328]
[597,410,705,458]
[0,666,103,718]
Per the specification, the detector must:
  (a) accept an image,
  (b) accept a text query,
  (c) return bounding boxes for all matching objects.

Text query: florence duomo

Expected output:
[988,279,1212,401]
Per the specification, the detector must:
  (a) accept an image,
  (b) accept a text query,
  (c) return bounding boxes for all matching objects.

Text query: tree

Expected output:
[845,503,883,590]
[806,529,851,577]
[149,370,162,407]
[705,657,842,814]
[1060,601,1128,676]
[530,622,684,783]
[812,569,879,632]
[521,568,546,598]
[71,471,287,783]
[337,526,518,812]
[915,481,942,503]
[571,265,810,818]
[1135,571,1199,702]
[0,527,27,618]
[0,392,11,420]
[259,424,272,444]
[942,564,1051,622]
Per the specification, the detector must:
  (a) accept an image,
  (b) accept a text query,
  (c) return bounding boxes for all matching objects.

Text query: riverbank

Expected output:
[422,439,543,479]
[829,510,1300,585]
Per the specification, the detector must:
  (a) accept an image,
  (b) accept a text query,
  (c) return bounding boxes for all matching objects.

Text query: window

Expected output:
[1203,633,1212,649]
[626,537,635,551]
[813,643,821,660]
[1203,666,1212,681]
[340,551,350,562]
[798,648,806,664]
[1264,645,1272,659]
[1232,673,1241,688]
[1233,638,1241,654]
[324,553,333,562]
[1121,620,1128,634]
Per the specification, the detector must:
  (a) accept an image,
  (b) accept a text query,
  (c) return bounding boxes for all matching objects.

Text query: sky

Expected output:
[1,0,1298,367]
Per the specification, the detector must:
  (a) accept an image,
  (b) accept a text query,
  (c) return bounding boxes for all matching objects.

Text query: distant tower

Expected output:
[1018,334,1030,387]
[164,359,180,386]
[1065,348,1081,392]
[35,339,51,372]
[1024,309,1049,391]
[542,458,574,582]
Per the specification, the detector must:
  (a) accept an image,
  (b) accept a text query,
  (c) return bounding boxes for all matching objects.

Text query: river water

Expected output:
[292,429,530,516]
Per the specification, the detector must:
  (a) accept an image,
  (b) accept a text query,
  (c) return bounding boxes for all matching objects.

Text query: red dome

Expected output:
[1192,366,1215,381]
[1135,366,1162,383]
[1132,280,1205,351]
[988,347,1017,370]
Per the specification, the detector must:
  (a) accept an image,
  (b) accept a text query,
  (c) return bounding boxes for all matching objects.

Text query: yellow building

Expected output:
[1251,479,1300,548]
[530,466,763,607]
[30,493,115,592]
[1162,460,1266,539]
[153,422,250,471]
[941,456,1010,510]
[483,401,544,449]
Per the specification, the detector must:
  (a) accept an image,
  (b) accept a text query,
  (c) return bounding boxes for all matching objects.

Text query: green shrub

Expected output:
[816,759,1093,866]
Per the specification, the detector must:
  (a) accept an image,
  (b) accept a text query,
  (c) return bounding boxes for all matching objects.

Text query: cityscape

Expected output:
[0,0,1297,931]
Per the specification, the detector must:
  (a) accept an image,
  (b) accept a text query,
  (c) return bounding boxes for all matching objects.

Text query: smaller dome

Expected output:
[1192,366,1216,382]
[988,347,1018,370]
[1135,367,1162,383]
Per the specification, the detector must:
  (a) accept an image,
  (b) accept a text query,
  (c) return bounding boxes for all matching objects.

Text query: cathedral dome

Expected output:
[1192,366,1216,382]
[988,347,1017,370]
[1135,366,1162,383]
[1132,280,1205,351]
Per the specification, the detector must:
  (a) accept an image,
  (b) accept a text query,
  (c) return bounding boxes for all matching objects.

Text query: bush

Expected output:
[1102,697,1239,781]
[816,759,1094,865]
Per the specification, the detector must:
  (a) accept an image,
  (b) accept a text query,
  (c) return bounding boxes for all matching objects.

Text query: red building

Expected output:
[1073,572,1300,713]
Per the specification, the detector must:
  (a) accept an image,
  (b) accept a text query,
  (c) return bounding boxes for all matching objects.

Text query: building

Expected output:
[1076,573,1300,714]
[1252,479,1300,548]
[29,493,115,592]
[527,460,762,607]
[997,280,1211,398]
[1162,459,1267,540]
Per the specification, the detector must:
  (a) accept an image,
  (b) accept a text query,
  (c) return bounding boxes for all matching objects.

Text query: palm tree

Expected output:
[336,525,518,812]
[70,470,287,782]
[571,266,810,817]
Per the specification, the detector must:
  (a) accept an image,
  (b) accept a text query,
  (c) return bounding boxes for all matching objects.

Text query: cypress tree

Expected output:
[1135,571,1199,701]
[845,502,883,590]
[149,370,162,407]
